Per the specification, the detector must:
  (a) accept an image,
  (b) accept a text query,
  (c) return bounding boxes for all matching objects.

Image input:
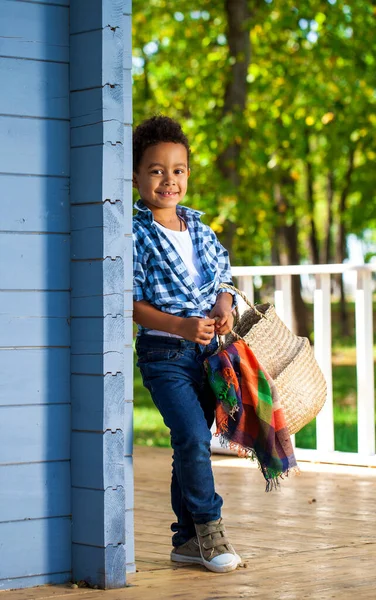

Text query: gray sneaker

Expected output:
[170,536,203,565]
[195,518,241,573]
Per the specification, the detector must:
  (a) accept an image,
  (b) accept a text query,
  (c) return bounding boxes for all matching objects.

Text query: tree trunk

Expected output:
[323,170,335,264]
[142,53,151,101]
[304,130,320,264]
[274,182,310,339]
[335,147,355,337]
[217,0,252,261]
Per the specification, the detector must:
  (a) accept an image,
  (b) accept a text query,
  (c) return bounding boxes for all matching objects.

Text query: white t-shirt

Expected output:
[147,222,204,337]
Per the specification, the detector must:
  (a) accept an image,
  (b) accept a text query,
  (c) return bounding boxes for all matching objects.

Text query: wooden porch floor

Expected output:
[6,445,376,600]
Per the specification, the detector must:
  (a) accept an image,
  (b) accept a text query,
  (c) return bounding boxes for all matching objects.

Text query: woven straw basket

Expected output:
[220,283,327,435]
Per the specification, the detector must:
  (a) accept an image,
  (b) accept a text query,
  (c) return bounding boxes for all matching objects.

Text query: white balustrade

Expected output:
[314,273,334,454]
[212,264,376,468]
[355,269,375,456]
[274,274,293,331]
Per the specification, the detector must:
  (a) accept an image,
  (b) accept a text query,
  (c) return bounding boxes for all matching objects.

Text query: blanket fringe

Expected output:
[215,431,300,492]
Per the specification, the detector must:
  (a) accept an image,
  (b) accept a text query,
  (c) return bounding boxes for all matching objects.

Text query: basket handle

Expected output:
[218,283,268,320]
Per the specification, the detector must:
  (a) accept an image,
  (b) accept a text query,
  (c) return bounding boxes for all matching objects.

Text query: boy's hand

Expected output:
[209,293,234,336]
[178,317,216,345]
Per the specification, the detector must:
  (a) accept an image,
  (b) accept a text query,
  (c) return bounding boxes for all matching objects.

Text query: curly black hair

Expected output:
[133,115,190,172]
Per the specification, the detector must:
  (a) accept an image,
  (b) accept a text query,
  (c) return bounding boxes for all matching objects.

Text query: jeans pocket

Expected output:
[136,347,184,365]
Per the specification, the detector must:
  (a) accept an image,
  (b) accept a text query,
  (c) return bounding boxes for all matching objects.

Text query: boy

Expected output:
[133,115,241,573]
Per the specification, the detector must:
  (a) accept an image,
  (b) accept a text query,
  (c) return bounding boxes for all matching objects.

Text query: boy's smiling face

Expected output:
[133,142,190,211]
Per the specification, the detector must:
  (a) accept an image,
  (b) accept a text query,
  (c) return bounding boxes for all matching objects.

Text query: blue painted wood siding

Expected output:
[69,0,134,587]
[0,0,71,590]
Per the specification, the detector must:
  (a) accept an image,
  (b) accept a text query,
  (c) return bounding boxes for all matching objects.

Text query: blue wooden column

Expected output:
[69,0,134,588]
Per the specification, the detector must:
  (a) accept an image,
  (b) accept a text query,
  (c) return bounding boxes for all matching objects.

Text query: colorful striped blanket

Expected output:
[205,339,298,490]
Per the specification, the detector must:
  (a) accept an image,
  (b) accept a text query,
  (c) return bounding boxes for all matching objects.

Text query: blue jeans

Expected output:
[136,334,223,547]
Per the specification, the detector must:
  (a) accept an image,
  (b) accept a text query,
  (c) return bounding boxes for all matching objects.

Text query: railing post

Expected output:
[237,275,254,314]
[355,269,375,456]
[274,274,294,445]
[314,274,334,453]
[274,274,293,331]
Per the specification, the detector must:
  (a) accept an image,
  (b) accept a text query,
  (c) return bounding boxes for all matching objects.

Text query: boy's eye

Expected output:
[175,169,184,174]
[150,169,163,175]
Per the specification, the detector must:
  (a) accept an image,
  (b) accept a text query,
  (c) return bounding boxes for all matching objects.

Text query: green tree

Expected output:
[132,0,376,334]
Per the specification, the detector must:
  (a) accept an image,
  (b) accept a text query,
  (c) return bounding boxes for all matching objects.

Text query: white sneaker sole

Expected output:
[201,553,242,573]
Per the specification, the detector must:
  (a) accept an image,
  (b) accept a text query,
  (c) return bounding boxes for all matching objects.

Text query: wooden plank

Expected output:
[0,573,71,593]
[124,455,134,511]
[123,69,132,125]
[70,0,124,34]
[71,201,124,260]
[71,119,124,147]
[71,315,124,355]
[0,58,69,119]
[70,145,123,204]
[125,508,135,571]
[0,2,69,62]
[71,293,123,318]
[0,117,69,176]
[123,400,133,456]
[123,0,132,15]
[0,518,71,581]
[0,405,70,464]
[71,544,126,589]
[124,550,376,599]
[72,487,125,547]
[18,0,69,5]
[71,258,124,298]
[0,291,69,346]
[123,124,132,180]
[0,175,69,233]
[70,86,122,129]
[0,462,70,521]
[0,291,69,317]
[0,234,70,290]
[0,587,95,600]
[71,431,124,490]
[0,348,69,406]
[71,350,124,376]
[71,373,124,432]
[123,15,132,70]
[70,28,123,91]
[0,316,69,347]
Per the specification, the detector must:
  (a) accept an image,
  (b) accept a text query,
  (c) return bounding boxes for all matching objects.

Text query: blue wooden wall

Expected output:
[0,0,71,590]
[0,0,134,590]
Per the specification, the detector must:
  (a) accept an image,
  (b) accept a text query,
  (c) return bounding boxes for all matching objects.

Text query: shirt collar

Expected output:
[134,199,204,222]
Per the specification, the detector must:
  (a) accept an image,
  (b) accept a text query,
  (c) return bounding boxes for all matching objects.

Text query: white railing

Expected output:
[212,264,376,468]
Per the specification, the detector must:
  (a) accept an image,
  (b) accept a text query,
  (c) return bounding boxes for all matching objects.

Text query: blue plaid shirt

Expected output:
[133,200,236,334]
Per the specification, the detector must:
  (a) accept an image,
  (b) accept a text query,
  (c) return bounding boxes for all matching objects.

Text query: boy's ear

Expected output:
[187,168,191,178]
[132,172,138,188]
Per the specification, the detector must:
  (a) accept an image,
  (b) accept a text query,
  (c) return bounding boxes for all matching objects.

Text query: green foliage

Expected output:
[132,0,376,265]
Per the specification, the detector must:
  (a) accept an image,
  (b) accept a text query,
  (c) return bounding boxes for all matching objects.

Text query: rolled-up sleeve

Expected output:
[133,236,146,302]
